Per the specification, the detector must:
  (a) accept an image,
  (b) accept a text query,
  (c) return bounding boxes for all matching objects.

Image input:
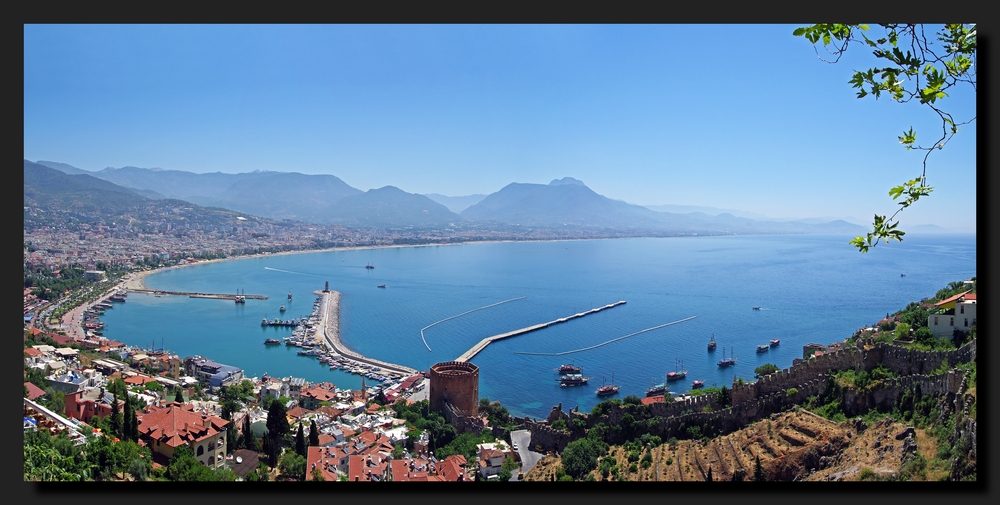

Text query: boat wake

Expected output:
[264,266,318,276]
[514,315,697,356]
[419,296,527,352]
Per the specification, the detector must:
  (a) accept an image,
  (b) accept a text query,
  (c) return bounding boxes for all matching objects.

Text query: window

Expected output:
[950,317,954,326]
[961,305,965,314]
[934,316,938,325]
[964,318,968,327]
[197,445,204,456]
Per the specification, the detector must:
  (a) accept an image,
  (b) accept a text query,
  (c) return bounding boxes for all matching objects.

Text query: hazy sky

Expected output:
[24,24,976,229]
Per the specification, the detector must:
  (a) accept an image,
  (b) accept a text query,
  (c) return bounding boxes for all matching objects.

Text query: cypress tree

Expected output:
[244,416,256,453]
[175,389,184,403]
[706,466,713,482]
[110,390,122,439]
[295,423,306,457]
[123,398,133,441]
[754,455,766,482]
[309,420,320,447]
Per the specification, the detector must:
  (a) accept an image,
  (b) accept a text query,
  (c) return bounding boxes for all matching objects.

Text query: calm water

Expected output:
[99,233,976,419]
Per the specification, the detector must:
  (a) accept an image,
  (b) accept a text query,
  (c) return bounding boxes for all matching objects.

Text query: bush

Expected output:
[550,419,567,431]
[786,387,799,397]
[859,467,875,481]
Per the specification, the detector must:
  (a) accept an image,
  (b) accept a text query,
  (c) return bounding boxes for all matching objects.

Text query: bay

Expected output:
[99,233,977,419]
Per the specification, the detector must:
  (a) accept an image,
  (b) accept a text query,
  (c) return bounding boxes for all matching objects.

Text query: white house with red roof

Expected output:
[929,290,977,338]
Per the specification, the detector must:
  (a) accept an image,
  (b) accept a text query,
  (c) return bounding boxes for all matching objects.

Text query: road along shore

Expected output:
[314,290,418,376]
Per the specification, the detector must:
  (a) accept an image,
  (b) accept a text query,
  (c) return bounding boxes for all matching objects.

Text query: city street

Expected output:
[510,429,543,481]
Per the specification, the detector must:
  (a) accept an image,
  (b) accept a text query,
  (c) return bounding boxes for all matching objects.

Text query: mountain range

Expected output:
[32,160,867,235]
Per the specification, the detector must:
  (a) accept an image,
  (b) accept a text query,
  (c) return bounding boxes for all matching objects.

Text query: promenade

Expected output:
[314,290,418,376]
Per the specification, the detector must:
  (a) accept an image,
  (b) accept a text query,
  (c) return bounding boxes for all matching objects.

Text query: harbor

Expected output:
[128,288,268,300]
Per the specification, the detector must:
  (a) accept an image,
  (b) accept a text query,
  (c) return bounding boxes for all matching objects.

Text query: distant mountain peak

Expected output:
[549,177,586,187]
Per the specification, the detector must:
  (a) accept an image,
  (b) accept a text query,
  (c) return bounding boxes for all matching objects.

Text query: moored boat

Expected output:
[708,333,717,351]
[557,363,582,374]
[691,380,705,389]
[377,284,386,288]
[264,338,281,345]
[770,339,780,347]
[559,373,590,387]
[718,347,737,368]
[596,373,620,397]
[667,359,687,381]
[279,305,286,312]
[756,344,769,353]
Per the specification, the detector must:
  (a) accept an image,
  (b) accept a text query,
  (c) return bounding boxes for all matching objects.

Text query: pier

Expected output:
[454,300,626,363]
[128,289,268,300]
[314,290,418,376]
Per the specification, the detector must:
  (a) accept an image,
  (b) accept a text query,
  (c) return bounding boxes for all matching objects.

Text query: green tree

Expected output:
[110,390,122,439]
[754,363,780,379]
[309,420,320,447]
[174,389,184,403]
[243,415,256,453]
[753,455,766,482]
[716,385,731,408]
[166,445,217,481]
[560,438,608,480]
[794,24,976,253]
[278,452,307,481]
[265,398,290,466]
[310,466,325,481]
[295,423,306,457]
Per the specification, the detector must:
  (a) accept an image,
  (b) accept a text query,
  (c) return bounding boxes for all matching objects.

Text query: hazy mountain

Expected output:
[462,177,867,235]
[908,224,970,234]
[48,164,363,223]
[643,203,772,220]
[23,160,297,231]
[325,186,463,228]
[24,160,149,214]
[461,179,675,229]
[184,171,364,222]
[35,160,93,175]
[423,193,487,214]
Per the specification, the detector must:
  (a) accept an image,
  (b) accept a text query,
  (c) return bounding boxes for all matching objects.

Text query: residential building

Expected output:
[136,402,229,468]
[929,291,977,338]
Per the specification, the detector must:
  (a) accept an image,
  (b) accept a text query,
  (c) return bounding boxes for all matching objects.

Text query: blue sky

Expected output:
[24,24,976,230]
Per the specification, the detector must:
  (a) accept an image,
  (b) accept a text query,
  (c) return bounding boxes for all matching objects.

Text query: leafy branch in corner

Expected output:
[793,24,976,252]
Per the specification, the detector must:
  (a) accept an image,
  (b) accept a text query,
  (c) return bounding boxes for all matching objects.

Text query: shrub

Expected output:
[859,467,875,481]
[786,387,799,397]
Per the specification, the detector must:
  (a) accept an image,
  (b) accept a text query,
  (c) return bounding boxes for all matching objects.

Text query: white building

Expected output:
[928,291,977,338]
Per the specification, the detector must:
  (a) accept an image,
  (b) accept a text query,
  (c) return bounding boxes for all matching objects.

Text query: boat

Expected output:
[718,347,737,368]
[596,373,620,397]
[769,338,780,347]
[646,376,669,397]
[279,305,286,312]
[366,263,375,270]
[288,292,293,300]
[264,338,281,345]
[691,380,705,389]
[235,288,246,304]
[559,374,590,387]
[666,359,687,381]
[756,344,769,353]
[707,333,717,351]
[901,273,906,277]
[557,363,582,374]
[752,306,761,310]
[377,284,386,289]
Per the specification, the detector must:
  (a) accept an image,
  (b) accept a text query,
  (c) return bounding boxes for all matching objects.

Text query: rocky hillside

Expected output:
[525,406,962,482]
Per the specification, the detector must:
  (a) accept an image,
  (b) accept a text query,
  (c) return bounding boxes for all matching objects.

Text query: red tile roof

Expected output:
[24,382,47,400]
[24,347,42,357]
[137,404,229,449]
[640,395,666,405]
[935,290,973,307]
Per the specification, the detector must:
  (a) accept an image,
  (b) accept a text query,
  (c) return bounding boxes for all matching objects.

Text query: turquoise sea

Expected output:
[98,233,976,419]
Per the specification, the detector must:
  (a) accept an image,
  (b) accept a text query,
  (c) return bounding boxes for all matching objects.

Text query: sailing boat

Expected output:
[667,359,687,381]
[718,346,736,368]
[596,372,620,397]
